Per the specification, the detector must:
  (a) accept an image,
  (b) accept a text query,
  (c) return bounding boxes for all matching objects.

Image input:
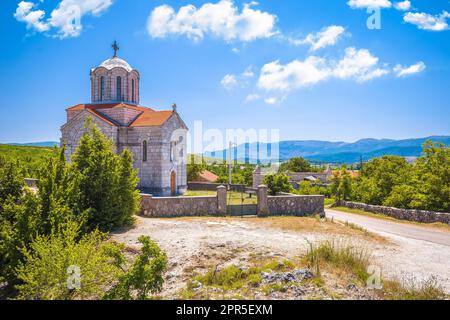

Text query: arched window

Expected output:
[100,76,105,100]
[143,140,147,162]
[131,79,135,103]
[116,76,122,100]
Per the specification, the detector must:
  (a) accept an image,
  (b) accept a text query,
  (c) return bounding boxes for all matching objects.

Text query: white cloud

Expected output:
[258,47,389,92]
[403,11,450,31]
[258,56,330,91]
[394,1,411,11]
[14,0,114,38]
[245,94,260,103]
[242,67,255,78]
[333,47,389,82]
[147,0,277,42]
[264,97,281,105]
[290,25,346,51]
[14,1,49,32]
[347,0,392,9]
[220,67,255,89]
[220,74,238,89]
[394,61,426,77]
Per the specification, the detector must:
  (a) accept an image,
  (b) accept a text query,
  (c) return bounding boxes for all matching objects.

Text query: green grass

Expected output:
[303,240,370,283]
[184,190,257,205]
[382,277,448,300]
[187,259,296,294]
[0,144,57,178]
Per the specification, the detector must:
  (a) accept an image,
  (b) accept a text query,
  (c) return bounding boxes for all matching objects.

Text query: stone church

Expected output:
[61,43,188,196]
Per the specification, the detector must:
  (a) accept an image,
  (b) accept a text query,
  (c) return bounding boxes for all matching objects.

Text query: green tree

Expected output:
[0,159,24,211]
[264,173,292,195]
[330,167,353,201]
[279,157,314,173]
[105,236,167,300]
[354,156,410,205]
[409,141,450,212]
[187,154,204,182]
[112,149,140,227]
[71,119,139,231]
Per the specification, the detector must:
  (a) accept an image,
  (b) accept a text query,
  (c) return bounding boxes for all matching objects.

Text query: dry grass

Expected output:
[249,216,388,243]
[331,207,450,232]
[381,277,448,300]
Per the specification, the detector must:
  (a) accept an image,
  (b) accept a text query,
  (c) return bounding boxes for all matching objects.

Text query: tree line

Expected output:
[261,141,449,213]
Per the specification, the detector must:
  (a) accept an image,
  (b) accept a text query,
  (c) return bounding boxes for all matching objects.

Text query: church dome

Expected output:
[98,57,133,72]
[90,42,140,104]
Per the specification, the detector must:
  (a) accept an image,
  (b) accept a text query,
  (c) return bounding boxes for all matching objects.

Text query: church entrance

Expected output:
[170,171,176,196]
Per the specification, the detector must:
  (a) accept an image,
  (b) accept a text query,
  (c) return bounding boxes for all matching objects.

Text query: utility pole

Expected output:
[228,141,233,187]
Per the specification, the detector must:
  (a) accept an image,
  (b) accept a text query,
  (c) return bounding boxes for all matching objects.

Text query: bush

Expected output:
[264,173,292,195]
[15,222,123,300]
[105,236,167,300]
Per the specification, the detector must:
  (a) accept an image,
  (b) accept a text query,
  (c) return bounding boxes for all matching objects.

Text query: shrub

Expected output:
[15,222,123,300]
[264,173,292,196]
[105,236,167,300]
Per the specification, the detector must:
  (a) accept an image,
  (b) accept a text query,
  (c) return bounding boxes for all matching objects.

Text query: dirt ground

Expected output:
[111,215,450,299]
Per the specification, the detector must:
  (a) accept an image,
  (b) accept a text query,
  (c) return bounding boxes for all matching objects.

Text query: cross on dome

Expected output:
[112,41,119,58]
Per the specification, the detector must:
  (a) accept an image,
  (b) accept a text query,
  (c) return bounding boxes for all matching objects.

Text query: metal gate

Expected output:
[226,187,258,216]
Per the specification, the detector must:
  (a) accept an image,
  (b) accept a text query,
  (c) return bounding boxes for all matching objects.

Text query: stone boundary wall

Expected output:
[140,185,324,218]
[267,195,325,216]
[140,186,227,217]
[187,182,246,192]
[336,200,450,224]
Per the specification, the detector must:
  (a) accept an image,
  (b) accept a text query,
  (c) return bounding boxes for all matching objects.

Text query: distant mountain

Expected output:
[7,141,59,148]
[204,136,450,164]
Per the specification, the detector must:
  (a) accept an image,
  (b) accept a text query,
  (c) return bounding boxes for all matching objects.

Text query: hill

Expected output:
[204,136,450,164]
[0,144,58,178]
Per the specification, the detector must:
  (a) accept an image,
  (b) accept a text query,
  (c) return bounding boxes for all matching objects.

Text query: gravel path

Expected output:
[111,215,450,297]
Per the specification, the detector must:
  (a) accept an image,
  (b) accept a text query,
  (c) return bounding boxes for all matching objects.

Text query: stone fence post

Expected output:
[217,185,227,216]
[257,185,269,217]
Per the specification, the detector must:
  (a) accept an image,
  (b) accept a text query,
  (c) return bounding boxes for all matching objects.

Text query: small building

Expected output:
[253,165,333,188]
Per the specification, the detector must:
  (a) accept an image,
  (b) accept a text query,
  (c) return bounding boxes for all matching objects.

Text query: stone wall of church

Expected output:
[98,108,141,126]
[62,110,187,196]
[60,111,118,162]
[91,68,140,104]
[161,115,188,195]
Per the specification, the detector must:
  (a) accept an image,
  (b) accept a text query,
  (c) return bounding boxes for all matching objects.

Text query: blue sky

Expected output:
[0,0,449,143]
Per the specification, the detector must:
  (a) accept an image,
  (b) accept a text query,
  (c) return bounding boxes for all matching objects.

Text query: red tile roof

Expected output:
[66,103,174,127]
[194,170,219,183]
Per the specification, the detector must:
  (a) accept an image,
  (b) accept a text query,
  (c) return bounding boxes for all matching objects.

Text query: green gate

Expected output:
[226,188,257,216]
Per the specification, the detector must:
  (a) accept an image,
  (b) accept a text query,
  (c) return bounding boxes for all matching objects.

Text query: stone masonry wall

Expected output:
[140,193,224,217]
[267,195,325,216]
[336,200,450,224]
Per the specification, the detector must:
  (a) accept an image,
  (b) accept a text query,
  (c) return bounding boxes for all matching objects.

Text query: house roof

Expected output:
[196,170,219,183]
[66,103,174,127]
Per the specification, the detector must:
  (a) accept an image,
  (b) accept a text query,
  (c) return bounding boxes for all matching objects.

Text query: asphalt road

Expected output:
[325,208,450,247]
